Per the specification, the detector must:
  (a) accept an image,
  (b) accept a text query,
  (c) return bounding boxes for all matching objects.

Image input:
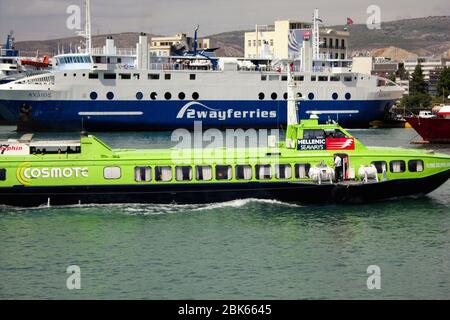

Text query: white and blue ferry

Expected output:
[0,5,403,131]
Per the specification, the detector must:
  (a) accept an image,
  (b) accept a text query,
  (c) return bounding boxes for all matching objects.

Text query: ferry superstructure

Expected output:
[0,6,403,131]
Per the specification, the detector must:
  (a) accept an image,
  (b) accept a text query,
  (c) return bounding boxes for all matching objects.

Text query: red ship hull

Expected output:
[405,117,450,143]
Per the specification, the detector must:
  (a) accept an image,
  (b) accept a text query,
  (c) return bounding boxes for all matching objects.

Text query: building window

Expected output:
[90,92,98,100]
[390,160,406,173]
[308,92,315,100]
[216,165,232,180]
[271,92,278,100]
[196,166,212,181]
[345,93,351,100]
[248,40,252,47]
[155,166,172,181]
[256,164,272,180]
[106,92,114,100]
[295,164,311,178]
[192,92,199,100]
[275,164,292,179]
[150,92,157,100]
[104,167,121,179]
[136,92,143,100]
[0,168,6,181]
[176,166,193,181]
[332,92,338,100]
[371,161,387,174]
[408,160,424,172]
[235,165,252,180]
[178,92,185,100]
[258,92,265,100]
[134,166,152,182]
[164,92,172,100]
[270,39,274,46]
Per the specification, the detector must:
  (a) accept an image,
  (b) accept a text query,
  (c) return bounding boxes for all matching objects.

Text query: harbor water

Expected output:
[0,127,449,299]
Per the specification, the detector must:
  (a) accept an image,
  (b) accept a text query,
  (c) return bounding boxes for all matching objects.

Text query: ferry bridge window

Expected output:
[330,76,340,82]
[275,164,292,179]
[271,93,278,100]
[371,161,387,174]
[325,129,346,138]
[155,166,172,182]
[258,92,265,100]
[164,74,171,80]
[192,92,199,100]
[332,92,339,100]
[295,164,311,179]
[90,92,98,100]
[345,93,351,100]
[0,169,6,181]
[303,129,325,139]
[178,92,186,100]
[106,92,114,100]
[215,165,232,180]
[308,93,315,100]
[408,160,424,172]
[119,73,131,80]
[104,73,116,80]
[268,75,279,81]
[390,160,406,173]
[88,73,98,79]
[134,166,151,182]
[104,167,121,179]
[176,166,193,181]
[150,92,157,100]
[256,164,272,180]
[148,74,160,80]
[196,166,212,181]
[283,93,288,100]
[190,74,196,80]
[235,165,252,180]
[136,92,143,100]
[164,92,172,100]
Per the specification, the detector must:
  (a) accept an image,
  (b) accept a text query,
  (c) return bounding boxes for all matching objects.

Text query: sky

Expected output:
[0,0,449,42]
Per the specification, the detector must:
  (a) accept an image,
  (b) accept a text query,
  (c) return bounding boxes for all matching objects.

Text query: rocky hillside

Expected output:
[13,16,450,60]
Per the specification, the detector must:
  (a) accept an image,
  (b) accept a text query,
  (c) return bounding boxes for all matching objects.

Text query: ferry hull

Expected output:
[405,117,450,143]
[1,169,449,207]
[0,99,393,131]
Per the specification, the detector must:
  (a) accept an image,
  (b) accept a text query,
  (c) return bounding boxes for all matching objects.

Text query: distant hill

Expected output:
[13,16,450,60]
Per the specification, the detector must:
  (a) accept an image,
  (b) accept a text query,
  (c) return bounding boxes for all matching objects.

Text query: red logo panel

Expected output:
[326,138,355,150]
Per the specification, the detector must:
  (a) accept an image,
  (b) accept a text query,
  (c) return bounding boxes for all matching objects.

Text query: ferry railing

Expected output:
[149,63,217,71]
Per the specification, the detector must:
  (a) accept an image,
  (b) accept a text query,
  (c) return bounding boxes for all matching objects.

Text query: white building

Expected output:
[150,33,210,57]
[244,19,349,61]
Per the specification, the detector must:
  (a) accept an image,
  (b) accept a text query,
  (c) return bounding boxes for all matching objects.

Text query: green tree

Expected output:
[437,66,450,98]
[410,64,428,94]
[396,64,408,80]
[400,63,432,108]
[388,73,396,82]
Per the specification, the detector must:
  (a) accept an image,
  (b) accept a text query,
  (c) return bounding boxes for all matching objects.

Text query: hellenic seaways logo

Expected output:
[176,102,277,121]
